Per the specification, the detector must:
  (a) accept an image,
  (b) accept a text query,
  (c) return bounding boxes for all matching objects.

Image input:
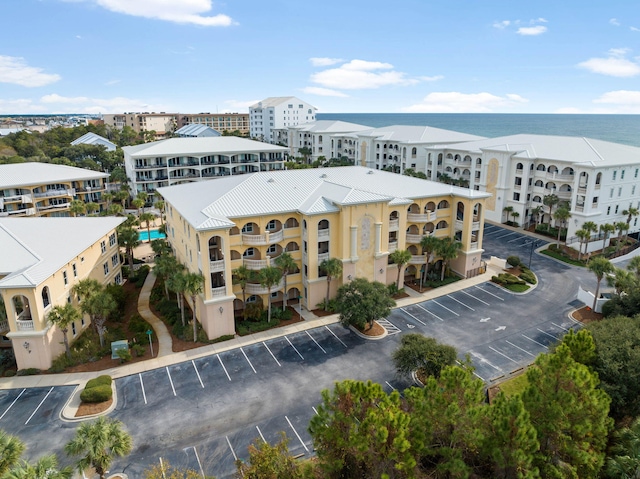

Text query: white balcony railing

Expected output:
[407,213,428,223]
[245,279,285,295]
[243,258,268,270]
[409,255,425,265]
[209,259,225,273]
[388,219,399,231]
[469,242,479,250]
[406,233,424,243]
[242,228,284,246]
[455,219,464,231]
[388,241,398,252]
[318,252,330,262]
[210,286,227,297]
[16,319,34,331]
[33,188,74,199]
[317,228,330,240]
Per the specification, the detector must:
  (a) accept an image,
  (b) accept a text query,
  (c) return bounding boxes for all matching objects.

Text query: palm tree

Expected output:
[530,206,543,228]
[232,265,252,321]
[389,249,411,290]
[581,221,598,253]
[503,206,514,224]
[587,256,614,311]
[615,221,629,252]
[543,194,559,225]
[627,256,640,279]
[605,415,640,478]
[5,454,72,479]
[103,192,113,210]
[85,201,99,216]
[139,212,155,243]
[113,190,128,209]
[553,206,571,247]
[117,225,140,270]
[47,303,80,359]
[83,290,116,348]
[167,270,188,326]
[436,237,462,281]
[607,268,638,295]
[600,223,616,252]
[153,255,180,300]
[623,206,640,243]
[154,199,165,226]
[132,197,145,216]
[69,199,86,217]
[64,417,133,479]
[136,191,148,212]
[259,266,282,323]
[107,203,123,216]
[183,272,204,342]
[274,252,297,311]
[420,235,441,290]
[319,258,343,311]
[575,228,590,261]
[0,430,25,476]
[511,211,520,226]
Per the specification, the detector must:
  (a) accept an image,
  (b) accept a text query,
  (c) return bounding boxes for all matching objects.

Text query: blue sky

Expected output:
[1,0,640,115]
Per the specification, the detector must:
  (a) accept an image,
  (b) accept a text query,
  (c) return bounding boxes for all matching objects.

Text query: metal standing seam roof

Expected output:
[0,217,125,288]
[356,125,486,143]
[288,120,372,133]
[175,124,222,137]
[122,137,288,158]
[250,97,316,109]
[431,133,640,167]
[158,166,490,231]
[70,132,117,150]
[0,162,108,189]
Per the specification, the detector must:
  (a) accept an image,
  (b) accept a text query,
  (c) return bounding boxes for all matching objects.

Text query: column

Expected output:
[375,222,382,255]
[350,226,358,262]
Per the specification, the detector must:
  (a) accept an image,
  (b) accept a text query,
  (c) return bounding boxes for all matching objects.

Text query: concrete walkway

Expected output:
[137,271,173,357]
[0,262,504,390]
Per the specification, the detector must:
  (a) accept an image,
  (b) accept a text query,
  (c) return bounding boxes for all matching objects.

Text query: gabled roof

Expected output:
[0,217,124,288]
[175,124,222,137]
[250,97,317,109]
[70,132,116,151]
[288,120,372,134]
[158,166,490,230]
[356,125,485,144]
[0,162,108,188]
[432,133,640,167]
[122,137,287,158]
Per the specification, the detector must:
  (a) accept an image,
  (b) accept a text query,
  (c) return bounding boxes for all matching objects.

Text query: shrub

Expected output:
[85,375,112,389]
[105,283,126,317]
[16,368,41,376]
[80,384,113,403]
[116,348,132,363]
[245,302,264,322]
[128,313,149,334]
[133,265,150,288]
[270,308,293,322]
[211,334,235,344]
[132,343,146,357]
[492,273,525,286]
[506,255,521,268]
[519,270,537,284]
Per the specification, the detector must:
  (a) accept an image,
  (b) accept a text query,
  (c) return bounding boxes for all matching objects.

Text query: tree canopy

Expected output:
[335,277,395,330]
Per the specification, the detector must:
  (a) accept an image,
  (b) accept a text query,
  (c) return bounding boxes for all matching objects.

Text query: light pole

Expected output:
[528,240,539,269]
[146,329,154,357]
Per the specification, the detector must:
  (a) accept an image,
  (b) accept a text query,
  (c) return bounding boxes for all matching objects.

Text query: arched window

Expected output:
[596,172,602,185]
[437,200,450,209]
[535,180,544,187]
[536,164,546,171]
[42,287,51,308]
[476,158,482,165]
[516,162,524,170]
[411,147,417,158]
[436,220,448,229]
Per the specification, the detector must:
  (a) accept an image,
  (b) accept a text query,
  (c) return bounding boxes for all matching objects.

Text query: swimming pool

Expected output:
[138,229,166,241]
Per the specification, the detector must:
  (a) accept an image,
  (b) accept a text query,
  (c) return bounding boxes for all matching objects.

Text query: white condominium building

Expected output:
[249,97,317,143]
[123,137,287,199]
[427,134,640,241]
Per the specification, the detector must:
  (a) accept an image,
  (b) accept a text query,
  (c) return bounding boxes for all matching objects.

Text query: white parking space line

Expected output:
[537,328,560,341]
[286,336,305,360]
[0,388,25,421]
[447,294,474,311]
[473,371,486,381]
[191,360,205,388]
[226,436,238,461]
[472,353,501,371]
[25,387,53,425]
[475,285,504,300]
[401,307,430,324]
[263,341,282,366]
[432,299,460,316]
[285,415,309,452]
[506,340,536,357]
[192,446,205,478]
[508,236,526,243]
[256,425,266,443]
[325,326,348,348]
[496,231,518,239]
[415,304,443,322]
[312,406,319,415]
[166,367,177,396]
[519,241,535,248]
[241,347,257,373]
[461,289,489,305]
[551,322,570,332]
[522,334,549,349]
[306,331,327,354]
[139,373,148,404]
[218,355,232,381]
[489,346,518,364]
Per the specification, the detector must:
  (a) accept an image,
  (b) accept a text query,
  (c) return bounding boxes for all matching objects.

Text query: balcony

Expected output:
[407,213,428,223]
[557,190,572,200]
[575,205,585,212]
[33,188,74,199]
[210,286,227,297]
[6,207,36,216]
[406,233,425,243]
[470,242,479,250]
[209,259,225,273]
[245,279,285,295]
[2,194,32,203]
[135,163,166,170]
[388,218,399,231]
[16,319,34,331]
[577,187,587,195]
[318,252,330,262]
[317,228,330,240]
[388,241,398,253]
[242,229,284,245]
[409,255,425,265]
[546,172,574,182]
[38,202,70,211]
[243,258,268,270]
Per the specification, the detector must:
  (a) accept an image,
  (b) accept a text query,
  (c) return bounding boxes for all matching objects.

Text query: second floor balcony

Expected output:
[16,319,34,331]
[242,229,284,245]
[409,255,425,264]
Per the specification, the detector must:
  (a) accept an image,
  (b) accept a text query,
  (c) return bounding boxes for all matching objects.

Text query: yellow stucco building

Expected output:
[158,166,490,339]
[0,217,124,370]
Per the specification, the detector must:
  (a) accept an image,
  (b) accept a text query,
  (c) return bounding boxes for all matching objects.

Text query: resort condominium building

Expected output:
[122,137,287,200]
[178,113,249,135]
[158,166,489,340]
[427,134,640,243]
[0,162,109,217]
[102,113,178,139]
[0,217,124,370]
[249,97,317,143]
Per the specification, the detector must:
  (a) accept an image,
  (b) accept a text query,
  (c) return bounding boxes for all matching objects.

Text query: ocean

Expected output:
[316,113,640,148]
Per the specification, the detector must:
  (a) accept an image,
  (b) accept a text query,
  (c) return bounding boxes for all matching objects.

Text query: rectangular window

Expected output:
[112,253,118,267]
[610,188,614,198]
[100,240,106,254]
[607,206,611,215]
[72,322,76,336]
[634,186,637,195]
[72,263,77,277]
[613,171,617,180]
[615,205,619,214]
[104,262,109,275]
[67,295,71,304]
[109,233,116,247]
[592,196,599,205]
[63,271,68,286]
[619,187,623,197]
[636,168,639,178]
[513,192,520,201]
[115,273,122,285]
[622,170,626,179]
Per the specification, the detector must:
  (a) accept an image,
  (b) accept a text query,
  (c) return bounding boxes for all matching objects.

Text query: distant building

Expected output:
[273,120,372,162]
[71,132,117,151]
[0,128,27,137]
[103,113,178,139]
[175,124,221,138]
[0,217,124,370]
[249,97,316,143]
[122,137,287,200]
[178,113,249,135]
[0,163,109,217]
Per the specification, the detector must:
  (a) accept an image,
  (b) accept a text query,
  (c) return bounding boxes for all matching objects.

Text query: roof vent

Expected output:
[267,178,275,183]
[320,173,327,178]
[367,170,374,175]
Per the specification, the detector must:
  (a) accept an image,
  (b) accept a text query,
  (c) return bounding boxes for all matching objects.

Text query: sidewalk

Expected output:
[0,262,503,390]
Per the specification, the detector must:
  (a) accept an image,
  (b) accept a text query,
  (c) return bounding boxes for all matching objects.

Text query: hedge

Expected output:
[85,375,112,390]
[80,384,113,403]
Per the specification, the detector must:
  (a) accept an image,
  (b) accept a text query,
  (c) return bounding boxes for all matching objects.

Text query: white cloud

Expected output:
[222,99,260,111]
[578,49,640,77]
[631,26,640,32]
[419,75,444,82]
[301,87,349,98]
[310,59,418,90]
[517,25,547,36]
[39,93,168,114]
[0,56,61,87]
[610,18,620,26]
[0,98,44,114]
[493,20,510,29]
[309,57,343,67]
[104,79,121,86]
[594,90,640,105]
[536,17,548,23]
[401,92,528,113]
[88,0,234,26]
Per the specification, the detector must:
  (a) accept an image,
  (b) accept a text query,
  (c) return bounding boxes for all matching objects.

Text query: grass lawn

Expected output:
[498,373,530,397]
[540,248,586,267]
[505,283,530,293]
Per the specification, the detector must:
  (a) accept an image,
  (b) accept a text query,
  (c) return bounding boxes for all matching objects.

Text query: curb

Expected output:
[60,381,118,422]
[349,321,388,340]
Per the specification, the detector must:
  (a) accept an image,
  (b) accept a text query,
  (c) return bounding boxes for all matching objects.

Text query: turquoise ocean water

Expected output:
[316,113,640,148]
